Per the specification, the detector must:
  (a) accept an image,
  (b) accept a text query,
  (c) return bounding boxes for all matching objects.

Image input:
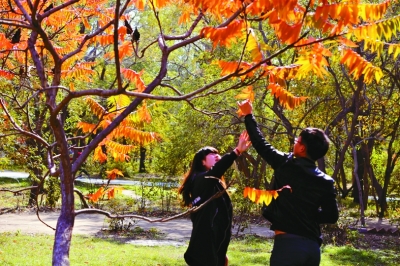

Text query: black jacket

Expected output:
[245,114,339,245]
[184,151,238,266]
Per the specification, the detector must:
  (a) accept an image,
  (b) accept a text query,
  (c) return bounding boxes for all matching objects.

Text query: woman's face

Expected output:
[202,152,221,170]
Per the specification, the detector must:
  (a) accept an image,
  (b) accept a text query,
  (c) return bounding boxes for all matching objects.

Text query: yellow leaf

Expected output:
[235,86,254,102]
[246,30,263,62]
[243,186,291,206]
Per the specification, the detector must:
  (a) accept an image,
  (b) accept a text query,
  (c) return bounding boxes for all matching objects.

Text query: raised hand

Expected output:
[235,130,251,154]
[237,100,253,117]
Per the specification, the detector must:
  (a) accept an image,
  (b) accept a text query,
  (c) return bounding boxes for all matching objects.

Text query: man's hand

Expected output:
[237,100,253,116]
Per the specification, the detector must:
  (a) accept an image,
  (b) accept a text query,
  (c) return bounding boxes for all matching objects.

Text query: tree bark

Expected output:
[139,146,146,173]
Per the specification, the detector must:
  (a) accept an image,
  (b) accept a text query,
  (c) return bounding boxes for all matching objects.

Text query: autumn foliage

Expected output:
[87,169,125,203]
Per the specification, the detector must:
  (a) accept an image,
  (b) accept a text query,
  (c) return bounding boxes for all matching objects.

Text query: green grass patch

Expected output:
[0,177,30,186]
[0,178,31,209]
[321,245,400,266]
[1,233,399,266]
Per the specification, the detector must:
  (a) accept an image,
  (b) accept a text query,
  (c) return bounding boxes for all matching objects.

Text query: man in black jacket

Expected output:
[238,100,339,266]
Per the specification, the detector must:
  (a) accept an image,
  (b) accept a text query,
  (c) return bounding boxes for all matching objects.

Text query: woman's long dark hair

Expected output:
[178,146,218,206]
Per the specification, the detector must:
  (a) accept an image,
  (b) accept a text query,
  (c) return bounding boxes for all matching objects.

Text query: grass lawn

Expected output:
[1,176,400,266]
[0,233,399,266]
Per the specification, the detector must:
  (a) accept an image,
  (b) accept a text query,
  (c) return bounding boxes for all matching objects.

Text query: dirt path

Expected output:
[0,212,106,236]
[0,211,275,241]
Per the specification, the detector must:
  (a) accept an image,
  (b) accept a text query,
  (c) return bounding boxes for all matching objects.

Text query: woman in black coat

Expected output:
[179,131,250,266]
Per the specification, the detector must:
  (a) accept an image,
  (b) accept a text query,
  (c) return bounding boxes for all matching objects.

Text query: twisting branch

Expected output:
[75,175,238,223]
[0,98,50,147]
[36,208,56,231]
[74,188,90,209]
[33,171,56,230]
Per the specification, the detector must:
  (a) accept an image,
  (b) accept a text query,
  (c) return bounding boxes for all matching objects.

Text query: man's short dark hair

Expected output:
[299,127,329,161]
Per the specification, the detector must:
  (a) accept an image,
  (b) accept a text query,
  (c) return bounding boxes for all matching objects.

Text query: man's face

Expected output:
[293,136,306,157]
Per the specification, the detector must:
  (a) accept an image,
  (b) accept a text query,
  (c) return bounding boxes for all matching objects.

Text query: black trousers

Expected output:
[270,233,321,266]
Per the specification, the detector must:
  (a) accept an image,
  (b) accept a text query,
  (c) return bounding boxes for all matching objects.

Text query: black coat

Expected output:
[184,151,238,266]
[245,114,339,245]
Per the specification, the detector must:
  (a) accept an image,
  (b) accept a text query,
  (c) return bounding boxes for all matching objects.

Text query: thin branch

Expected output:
[0,19,32,28]
[163,12,203,40]
[13,0,33,24]
[0,186,38,194]
[17,86,70,109]
[113,0,123,91]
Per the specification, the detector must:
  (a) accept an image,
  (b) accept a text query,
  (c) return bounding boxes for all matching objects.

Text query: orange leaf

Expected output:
[340,49,383,84]
[134,0,146,11]
[93,146,108,163]
[121,68,146,92]
[84,97,106,118]
[76,121,97,134]
[137,101,152,123]
[216,60,254,79]
[106,169,124,180]
[96,35,114,46]
[106,187,124,199]
[117,41,134,60]
[88,187,105,203]
[178,10,191,24]
[268,83,308,110]
[338,37,358,48]
[269,12,302,45]
[201,20,245,48]
[0,70,15,80]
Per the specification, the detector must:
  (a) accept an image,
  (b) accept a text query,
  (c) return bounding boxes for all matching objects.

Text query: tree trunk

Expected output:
[28,180,41,206]
[352,146,366,227]
[139,146,146,173]
[352,146,364,206]
[52,170,75,266]
[51,115,76,265]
